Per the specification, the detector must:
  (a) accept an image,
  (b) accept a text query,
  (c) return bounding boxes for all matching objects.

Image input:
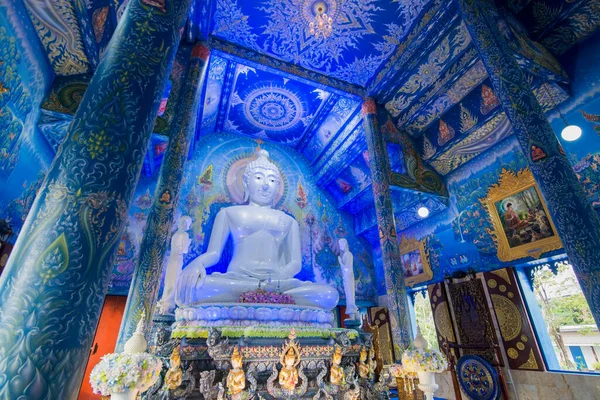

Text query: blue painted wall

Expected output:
[398,31,600,289]
[550,30,600,207]
[0,1,53,240]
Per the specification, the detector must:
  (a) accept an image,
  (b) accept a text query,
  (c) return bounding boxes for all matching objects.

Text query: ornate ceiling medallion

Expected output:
[306,1,335,39]
[243,87,303,131]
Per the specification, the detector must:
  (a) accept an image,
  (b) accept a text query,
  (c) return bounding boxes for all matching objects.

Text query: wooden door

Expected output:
[78,295,128,399]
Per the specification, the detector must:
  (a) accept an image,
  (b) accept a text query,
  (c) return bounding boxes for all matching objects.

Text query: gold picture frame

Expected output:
[399,236,433,287]
[480,168,562,261]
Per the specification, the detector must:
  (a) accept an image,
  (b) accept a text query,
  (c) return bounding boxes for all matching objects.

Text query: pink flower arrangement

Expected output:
[238,290,295,304]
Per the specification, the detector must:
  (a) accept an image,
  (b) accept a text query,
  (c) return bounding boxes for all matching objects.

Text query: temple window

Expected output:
[517,260,600,373]
[409,289,439,351]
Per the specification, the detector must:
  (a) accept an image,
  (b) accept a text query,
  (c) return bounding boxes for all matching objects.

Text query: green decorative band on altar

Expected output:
[170,325,359,340]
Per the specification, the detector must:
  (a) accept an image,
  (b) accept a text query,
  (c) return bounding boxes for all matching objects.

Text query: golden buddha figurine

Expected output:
[330,346,344,385]
[358,346,369,379]
[165,346,183,390]
[226,346,246,395]
[279,347,300,391]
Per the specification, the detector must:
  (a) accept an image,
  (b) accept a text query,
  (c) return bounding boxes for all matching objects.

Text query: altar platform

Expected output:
[146,315,389,400]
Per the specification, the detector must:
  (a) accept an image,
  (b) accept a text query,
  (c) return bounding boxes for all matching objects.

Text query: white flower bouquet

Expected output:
[90,352,163,395]
[401,348,447,373]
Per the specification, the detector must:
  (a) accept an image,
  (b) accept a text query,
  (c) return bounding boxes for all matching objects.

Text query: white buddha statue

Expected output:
[175,149,339,310]
[338,238,358,319]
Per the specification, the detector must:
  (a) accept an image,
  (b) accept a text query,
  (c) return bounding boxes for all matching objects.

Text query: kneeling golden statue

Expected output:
[279,347,300,391]
[226,346,246,395]
[165,346,183,390]
[330,346,344,385]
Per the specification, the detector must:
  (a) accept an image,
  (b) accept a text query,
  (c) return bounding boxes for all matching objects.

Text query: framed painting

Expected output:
[481,168,562,261]
[399,236,433,287]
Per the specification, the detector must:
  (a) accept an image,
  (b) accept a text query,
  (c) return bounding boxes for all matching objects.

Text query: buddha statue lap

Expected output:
[175,150,339,311]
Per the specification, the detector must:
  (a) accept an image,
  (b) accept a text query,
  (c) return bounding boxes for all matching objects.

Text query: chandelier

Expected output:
[308,4,333,39]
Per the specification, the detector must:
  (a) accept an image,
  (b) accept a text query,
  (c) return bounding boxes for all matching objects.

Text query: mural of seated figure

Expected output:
[175,149,339,310]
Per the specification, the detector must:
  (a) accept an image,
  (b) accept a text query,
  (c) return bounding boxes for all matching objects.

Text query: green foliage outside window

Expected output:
[532,261,597,371]
[413,290,439,351]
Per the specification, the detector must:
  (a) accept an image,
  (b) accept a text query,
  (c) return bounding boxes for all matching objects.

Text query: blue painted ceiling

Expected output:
[24,0,600,241]
[207,0,434,87]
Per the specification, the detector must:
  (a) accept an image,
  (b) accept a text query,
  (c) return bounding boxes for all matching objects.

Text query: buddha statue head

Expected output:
[339,238,348,252]
[243,149,282,206]
[284,348,297,368]
[231,346,243,370]
[177,215,192,231]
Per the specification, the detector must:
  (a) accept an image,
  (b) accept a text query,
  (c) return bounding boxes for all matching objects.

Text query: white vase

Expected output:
[111,389,139,400]
[417,371,438,400]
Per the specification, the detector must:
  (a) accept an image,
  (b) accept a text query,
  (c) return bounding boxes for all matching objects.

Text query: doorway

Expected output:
[78,295,127,399]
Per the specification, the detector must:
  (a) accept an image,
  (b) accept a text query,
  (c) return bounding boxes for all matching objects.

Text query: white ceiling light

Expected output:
[561,124,582,142]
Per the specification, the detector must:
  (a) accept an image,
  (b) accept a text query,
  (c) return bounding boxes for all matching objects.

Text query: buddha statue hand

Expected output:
[176,258,207,306]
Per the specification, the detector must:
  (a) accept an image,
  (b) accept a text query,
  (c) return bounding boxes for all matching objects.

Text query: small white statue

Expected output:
[338,238,358,319]
[158,216,192,314]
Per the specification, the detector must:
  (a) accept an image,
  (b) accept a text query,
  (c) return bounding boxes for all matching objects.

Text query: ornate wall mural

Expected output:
[503,0,600,56]
[398,137,545,285]
[325,152,372,207]
[384,20,473,119]
[549,31,600,207]
[392,31,600,291]
[300,96,360,162]
[403,60,489,136]
[0,1,53,237]
[23,0,91,75]
[211,0,433,86]
[428,112,512,175]
[111,132,378,304]
[108,175,157,294]
[198,55,228,137]
[417,77,503,165]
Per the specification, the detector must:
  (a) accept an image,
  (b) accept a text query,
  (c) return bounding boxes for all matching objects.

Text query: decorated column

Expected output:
[459,0,600,326]
[0,1,192,398]
[116,43,211,351]
[362,98,413,355]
